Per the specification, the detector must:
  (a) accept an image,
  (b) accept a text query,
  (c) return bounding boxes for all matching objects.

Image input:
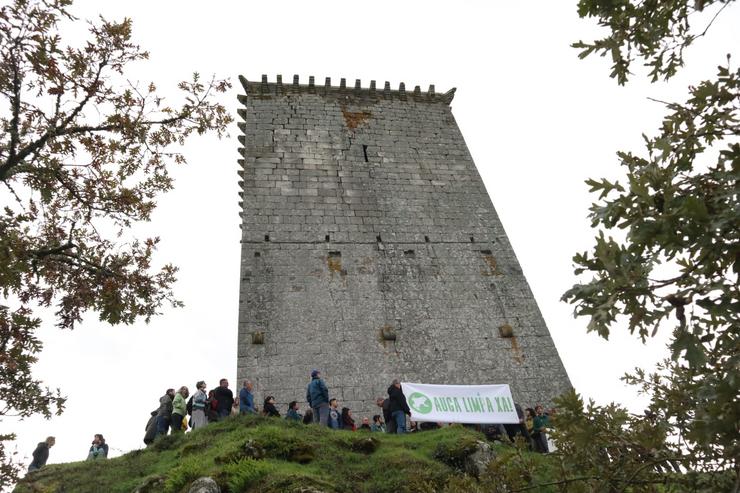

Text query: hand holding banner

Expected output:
[402,382,519,424]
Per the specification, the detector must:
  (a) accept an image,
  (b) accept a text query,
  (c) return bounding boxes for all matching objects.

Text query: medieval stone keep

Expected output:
[236,75,571,416]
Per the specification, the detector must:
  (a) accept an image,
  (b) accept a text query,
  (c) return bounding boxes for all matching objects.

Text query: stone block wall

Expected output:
[236,75,571,418]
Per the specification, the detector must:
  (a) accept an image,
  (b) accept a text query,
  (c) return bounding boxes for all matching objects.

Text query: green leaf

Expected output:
[683,195,709,221]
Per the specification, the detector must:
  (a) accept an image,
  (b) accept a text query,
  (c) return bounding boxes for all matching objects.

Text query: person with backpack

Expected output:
[189,381,208,429]
[171,386,189,433]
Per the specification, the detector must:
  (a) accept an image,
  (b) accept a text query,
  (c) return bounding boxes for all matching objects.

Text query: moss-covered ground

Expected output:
[14,415,556,493]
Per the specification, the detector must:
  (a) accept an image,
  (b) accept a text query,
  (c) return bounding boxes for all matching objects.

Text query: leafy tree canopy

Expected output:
[0,0,231,486]
[573,0,735,84]
[552,1,739,491]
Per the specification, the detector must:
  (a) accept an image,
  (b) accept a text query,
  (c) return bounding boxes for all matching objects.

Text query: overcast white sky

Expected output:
[6,0,739,478]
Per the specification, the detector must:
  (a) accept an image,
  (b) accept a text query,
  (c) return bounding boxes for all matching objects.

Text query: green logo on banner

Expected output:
[408,392,433,414]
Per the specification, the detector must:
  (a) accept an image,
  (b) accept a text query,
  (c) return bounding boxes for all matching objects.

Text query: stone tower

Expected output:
[236,75,570,415]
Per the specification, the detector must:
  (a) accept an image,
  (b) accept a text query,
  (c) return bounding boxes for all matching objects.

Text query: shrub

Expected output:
[164,456,208,493]
[223,458,276,492]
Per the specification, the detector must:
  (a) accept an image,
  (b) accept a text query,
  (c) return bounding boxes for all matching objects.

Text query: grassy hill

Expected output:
[13,415,555,493]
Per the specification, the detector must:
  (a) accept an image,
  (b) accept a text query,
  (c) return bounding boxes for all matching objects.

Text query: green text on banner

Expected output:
[401,382,519,424]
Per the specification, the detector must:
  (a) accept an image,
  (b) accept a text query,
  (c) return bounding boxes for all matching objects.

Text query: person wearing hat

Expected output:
[306,369,330,426]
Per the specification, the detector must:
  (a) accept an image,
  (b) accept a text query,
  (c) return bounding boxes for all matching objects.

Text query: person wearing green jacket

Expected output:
[532,405,550,453]
[171,386,189,433]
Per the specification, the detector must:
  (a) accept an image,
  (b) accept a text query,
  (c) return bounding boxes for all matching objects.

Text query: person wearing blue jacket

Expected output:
[285,401,302,422]
[306,369,330,426]
[239,380,256,414]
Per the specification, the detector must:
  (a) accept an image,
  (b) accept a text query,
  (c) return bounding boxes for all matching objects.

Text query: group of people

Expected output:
[141,370,553,454]
[143,378,235,444]
[305,372,413,432]
[27,434,108,472]
[27,372,552,473]
[141,372,415,444]
[487,403,552,453]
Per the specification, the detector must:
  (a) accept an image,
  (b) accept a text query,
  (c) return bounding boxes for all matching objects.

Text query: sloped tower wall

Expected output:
[236,75,570,416]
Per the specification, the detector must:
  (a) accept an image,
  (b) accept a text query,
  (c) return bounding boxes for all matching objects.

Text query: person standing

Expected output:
[191,381,208,429]
[213,378,234,420]
[387,379,411,434]
[328,398,341,429]
[376,396,395,434]
[156,388,175,437]
[27,436,55,472]
[206,388,218,422]
[86,434,108,460]
[306,369,330,426]
[285,401,302,422]
[171,386,189,433]
[239,380,256,414]
[525,408,535,436]
[532,405,550,453]
[143,410,158,445]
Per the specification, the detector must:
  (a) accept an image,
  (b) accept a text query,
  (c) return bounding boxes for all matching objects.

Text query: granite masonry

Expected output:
[236,75,571,418]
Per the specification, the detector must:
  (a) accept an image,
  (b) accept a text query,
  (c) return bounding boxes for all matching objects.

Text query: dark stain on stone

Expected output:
[480,249,499,276]
[380,324,397,341]
[327,251,347,276]
[499,324,514,338]
[341,105,372,130]
[510,335,524,364]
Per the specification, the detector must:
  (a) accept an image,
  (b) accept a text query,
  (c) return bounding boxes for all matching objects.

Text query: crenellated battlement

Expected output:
[238,74,456,104]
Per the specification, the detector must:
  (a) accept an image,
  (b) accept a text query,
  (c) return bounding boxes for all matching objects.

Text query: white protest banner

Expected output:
[401,382,519,424]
